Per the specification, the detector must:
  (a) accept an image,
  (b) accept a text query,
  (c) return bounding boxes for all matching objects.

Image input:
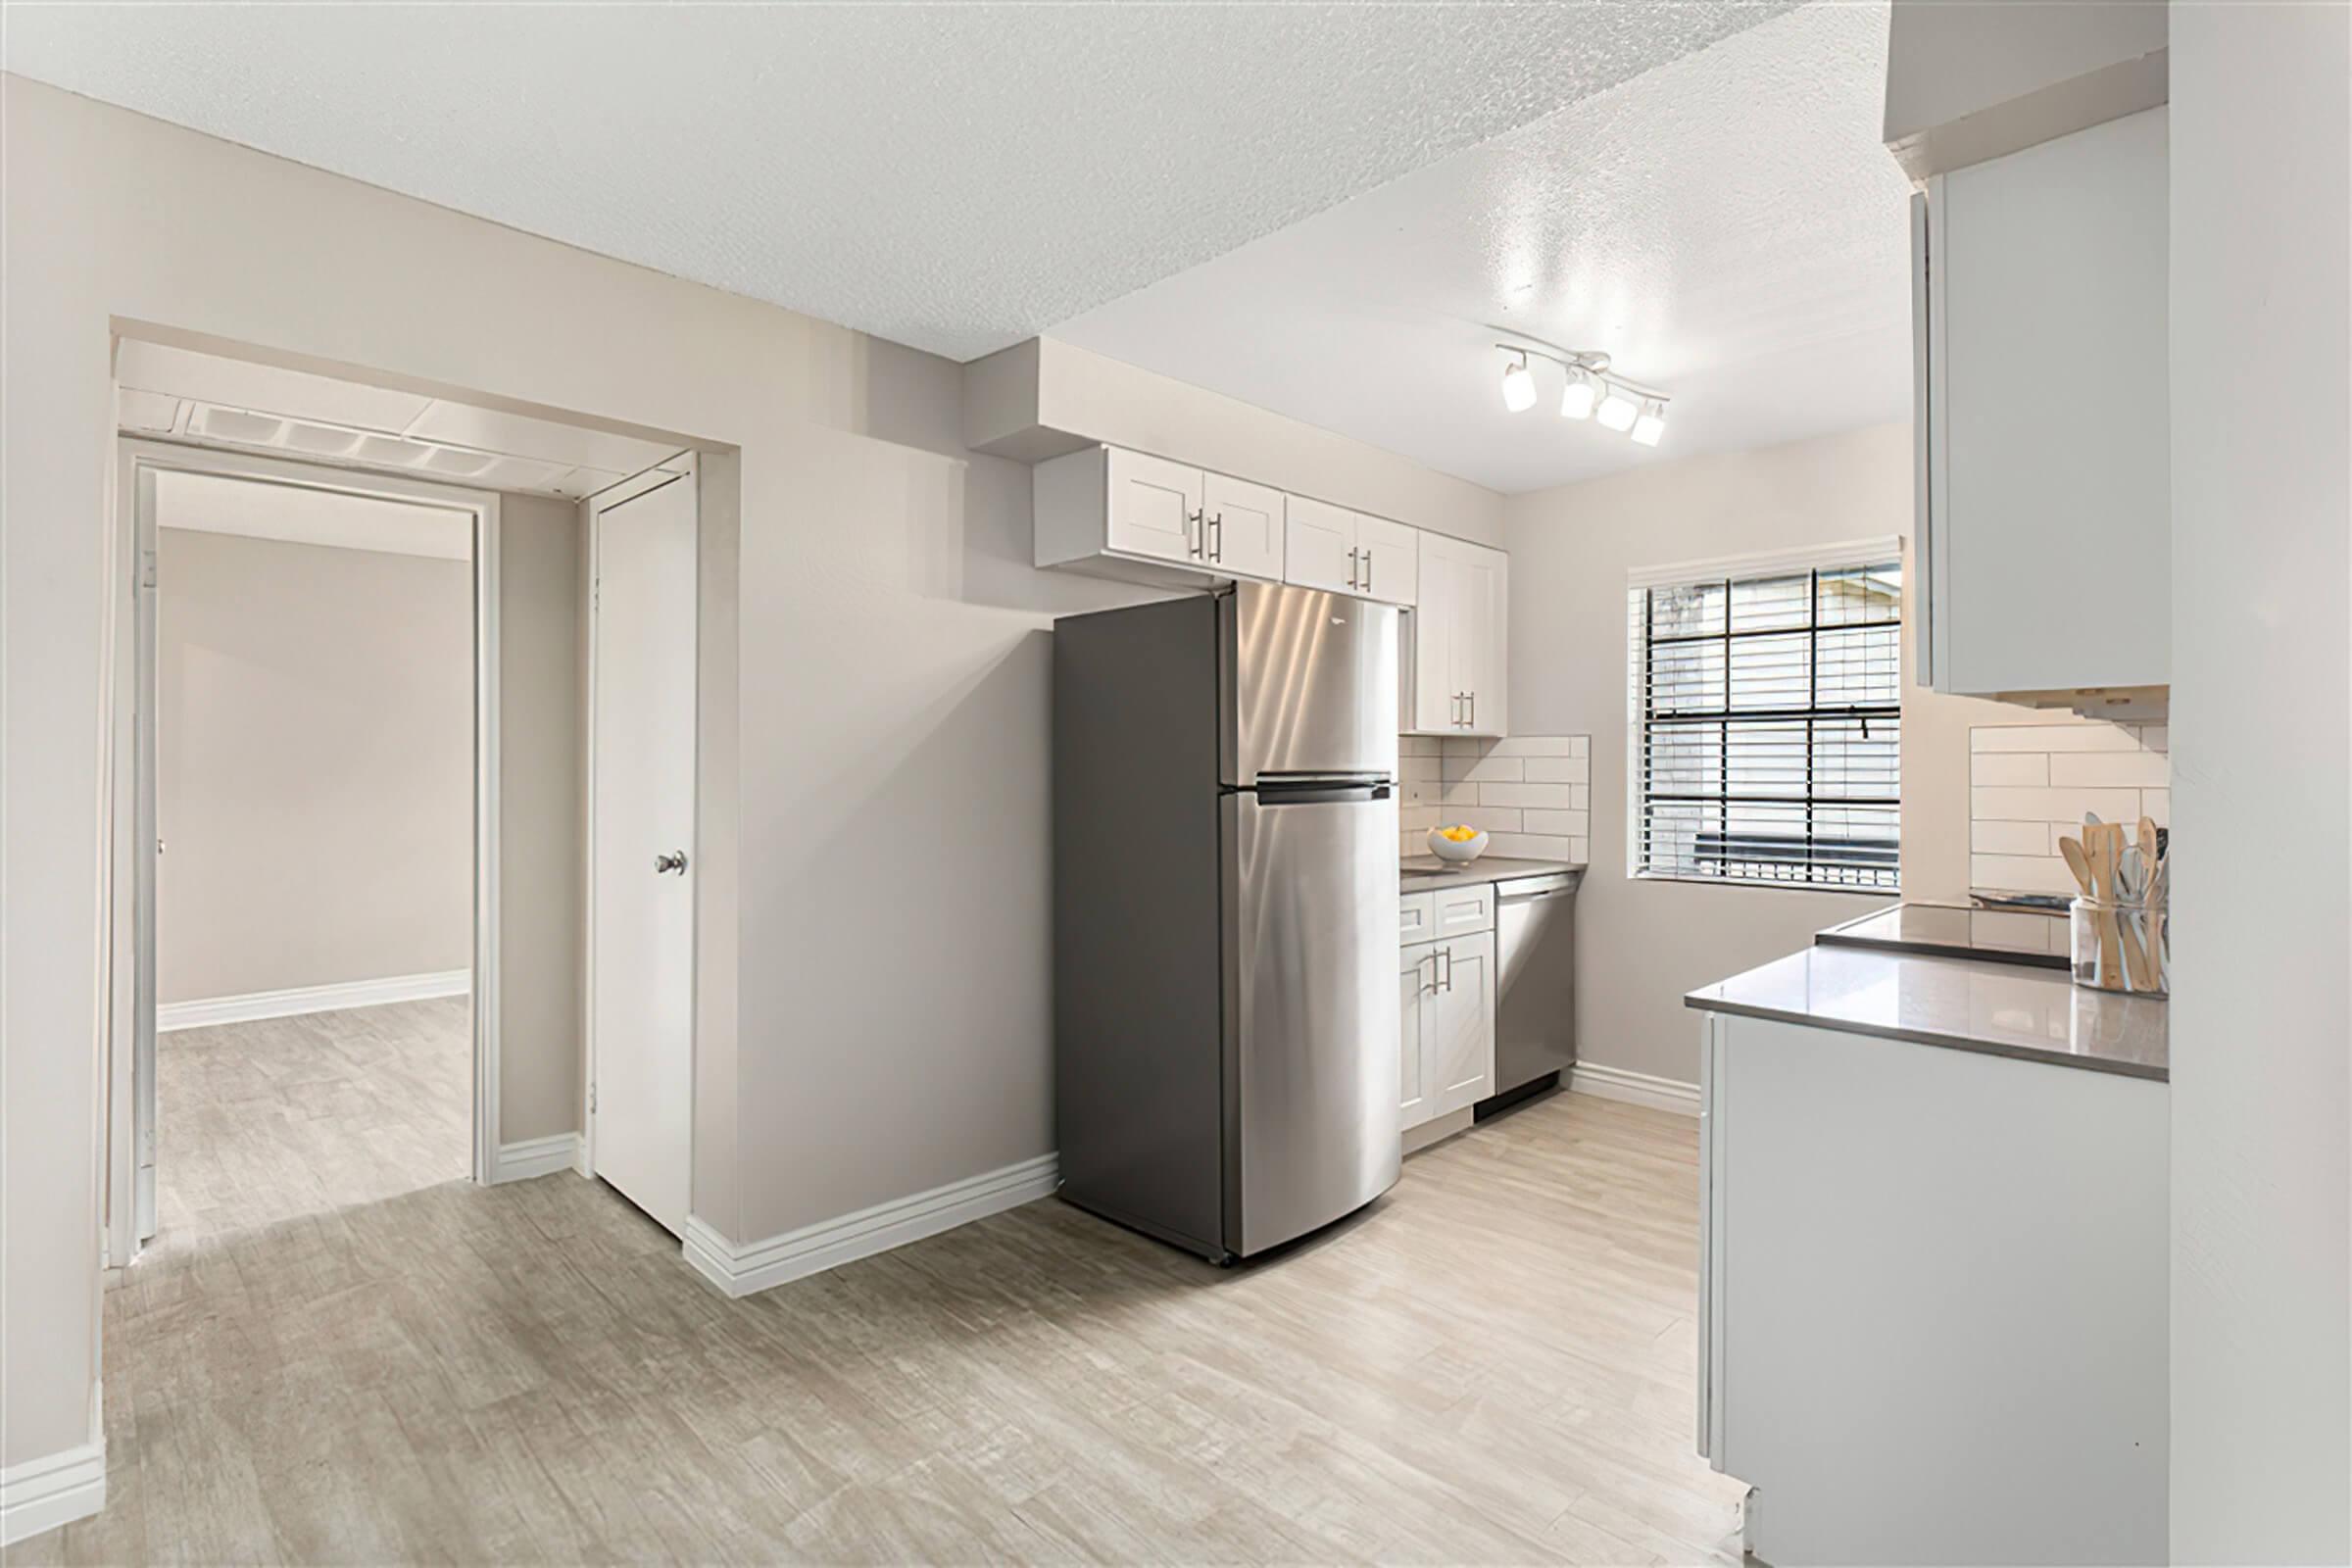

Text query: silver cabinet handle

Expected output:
[1441,946,1454,992]
[1187,508,1204,559]
[1423,952,1439,995]
[1468,691,1477,730]
[1208,512,1224,563]
[1347,547,1361,591]
[654,850,688,875]
[1364,550,1373,596]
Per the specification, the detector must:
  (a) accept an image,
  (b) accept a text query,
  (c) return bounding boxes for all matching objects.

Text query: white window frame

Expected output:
[1626,536,1904,892]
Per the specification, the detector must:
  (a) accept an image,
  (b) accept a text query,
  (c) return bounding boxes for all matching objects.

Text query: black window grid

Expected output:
[1636,563,1902,892]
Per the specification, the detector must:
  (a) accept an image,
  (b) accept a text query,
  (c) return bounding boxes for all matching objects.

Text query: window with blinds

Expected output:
[1629,547,1901,890]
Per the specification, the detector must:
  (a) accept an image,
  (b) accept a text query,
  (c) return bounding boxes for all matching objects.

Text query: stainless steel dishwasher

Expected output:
[1477,869,1582,1119]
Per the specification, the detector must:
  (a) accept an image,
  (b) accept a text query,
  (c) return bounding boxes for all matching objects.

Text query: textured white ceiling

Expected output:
[1053,3,1915,493]
[5,2,1796,363]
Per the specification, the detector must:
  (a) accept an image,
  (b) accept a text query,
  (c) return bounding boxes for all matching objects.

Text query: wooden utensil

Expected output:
[2059,835,2096,897]
[2088,823,2123,984]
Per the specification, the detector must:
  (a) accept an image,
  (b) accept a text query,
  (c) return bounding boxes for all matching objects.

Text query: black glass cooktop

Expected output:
[1815,902,2072,970]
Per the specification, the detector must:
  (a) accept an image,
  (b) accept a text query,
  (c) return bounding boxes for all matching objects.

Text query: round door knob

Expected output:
[653,850,688,875]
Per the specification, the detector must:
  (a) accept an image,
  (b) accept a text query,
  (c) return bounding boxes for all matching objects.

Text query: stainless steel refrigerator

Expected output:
[1053,581,1401,1262]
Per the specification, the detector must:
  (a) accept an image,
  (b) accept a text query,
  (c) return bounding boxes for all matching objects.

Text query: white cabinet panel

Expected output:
[1409,532,1509,735]
[1401,931,1494,1131]
[1354,514,1419,607]
[1400,946,1434,1126]
[1421,933,1495,1119]
[1200,471,1284,582]
[1105,448,1204,566]
[1397,892,1438,947]
[1701,1010,2167,1566]
[1925,107,2169,696]
[1286,495,1358,596]
[1430,881,1494,941]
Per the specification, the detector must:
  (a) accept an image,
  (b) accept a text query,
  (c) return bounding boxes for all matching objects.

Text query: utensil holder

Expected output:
[2070,896,2167,998]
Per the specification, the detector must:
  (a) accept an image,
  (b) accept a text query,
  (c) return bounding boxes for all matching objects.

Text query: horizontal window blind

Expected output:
[1628,548,1901,891]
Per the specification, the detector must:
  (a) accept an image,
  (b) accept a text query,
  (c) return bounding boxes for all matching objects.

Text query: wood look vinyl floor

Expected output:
[22,1049,1743,1566]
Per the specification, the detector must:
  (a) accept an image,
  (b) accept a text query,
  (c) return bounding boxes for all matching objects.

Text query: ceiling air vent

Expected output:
[280,420,368,458]
[420,447,498,478]
[193,406,286,445]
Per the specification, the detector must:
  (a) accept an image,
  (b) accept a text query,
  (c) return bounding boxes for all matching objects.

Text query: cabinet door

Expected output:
[1423,932,1496,1118]
[1104,448,1203,565]
[1201,471,1285,582]
[1400,945,1435,1128]
[1410,539,1460,732]
[1353,514,1420,607]
[1286,495,1359,596]
[1932,108,2168,694]
[1450,540,1509,736]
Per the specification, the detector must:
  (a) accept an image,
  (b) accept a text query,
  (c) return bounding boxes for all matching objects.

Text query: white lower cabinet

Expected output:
[1399,931,1494,1131]
[1697,1009,2167,1566]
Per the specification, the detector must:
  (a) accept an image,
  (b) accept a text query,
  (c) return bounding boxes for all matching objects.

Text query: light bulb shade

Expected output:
[1596,389,1639,431]
[1500,358,1537,413]
[1559,372,1596,420]
[1630,400,1667,447]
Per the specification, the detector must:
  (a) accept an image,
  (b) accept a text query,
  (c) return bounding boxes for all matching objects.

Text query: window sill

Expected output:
[1632,868,1901,896]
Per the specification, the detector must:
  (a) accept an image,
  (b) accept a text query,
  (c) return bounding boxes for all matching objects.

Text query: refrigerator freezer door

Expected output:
[1225,785,1402,1255]
[1223,582,1399,786]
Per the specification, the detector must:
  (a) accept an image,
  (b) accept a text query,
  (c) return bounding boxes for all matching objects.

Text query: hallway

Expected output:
[147,997,469,1254]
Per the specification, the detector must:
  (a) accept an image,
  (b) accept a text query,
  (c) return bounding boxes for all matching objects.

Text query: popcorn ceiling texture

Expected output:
[1054,1,1914,493]
[5,2,1798,363]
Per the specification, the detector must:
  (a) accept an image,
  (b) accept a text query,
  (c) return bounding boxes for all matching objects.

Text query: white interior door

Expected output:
[593,467,698,1235]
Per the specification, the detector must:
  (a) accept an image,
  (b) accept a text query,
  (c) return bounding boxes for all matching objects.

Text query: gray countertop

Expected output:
[1685,944,2169,1082]
[1398,855,1584,894]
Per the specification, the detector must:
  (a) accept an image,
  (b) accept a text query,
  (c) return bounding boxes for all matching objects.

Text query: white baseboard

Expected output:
[492,1132,582,1184]
[1,1384,104,1547]
[1568,1060,1702,1116]
[159,968,470,1032]
[684,1152,1058,1298]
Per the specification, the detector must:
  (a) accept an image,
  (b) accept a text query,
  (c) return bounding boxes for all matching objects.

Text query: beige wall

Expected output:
[496,494,585,1148]
[1503,421,2084,1088]
[964,336,1508,548]
[155,527,471,1004]
[1,74,1143,1469]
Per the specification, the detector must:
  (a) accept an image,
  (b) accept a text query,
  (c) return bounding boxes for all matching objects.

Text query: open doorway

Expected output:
[103,337,710,1268]
[119,442,498,1255]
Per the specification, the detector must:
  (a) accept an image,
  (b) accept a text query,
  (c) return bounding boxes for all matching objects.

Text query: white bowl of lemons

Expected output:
[1426,824,1490,864]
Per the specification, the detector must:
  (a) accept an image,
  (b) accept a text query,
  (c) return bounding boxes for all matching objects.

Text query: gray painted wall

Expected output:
[2168,6,2351,1558]
[1502,421,2036,1087]
[155,527,470,1004]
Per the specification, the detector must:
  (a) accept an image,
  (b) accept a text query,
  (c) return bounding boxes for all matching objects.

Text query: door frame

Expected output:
[104,438,504,1266]
[580,455,699,1196]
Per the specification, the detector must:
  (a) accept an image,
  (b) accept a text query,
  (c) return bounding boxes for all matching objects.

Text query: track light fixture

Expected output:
[1492,339,1670,448]
[1499,351,1537,414]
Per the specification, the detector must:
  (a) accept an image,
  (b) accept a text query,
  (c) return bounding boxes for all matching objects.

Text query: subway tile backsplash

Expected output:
[1969,721,2170,898]
[1400,735,1591,865]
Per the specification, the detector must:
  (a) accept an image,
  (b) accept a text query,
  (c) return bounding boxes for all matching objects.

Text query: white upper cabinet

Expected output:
[1920,107,2169,700]
[1285,495,1359,596]
[1037,445,1488,620]
[1200,471,1285,582]
[1353,515,1420,607]
[1104,448,1203,565]
[1408,532,1508,735]
[1284,495,1419,606]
